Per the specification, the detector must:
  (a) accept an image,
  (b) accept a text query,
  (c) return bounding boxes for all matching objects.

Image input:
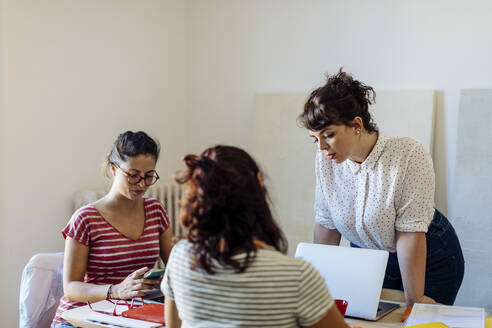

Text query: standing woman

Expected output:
[298,70,464,305]
[51,131,173,327]
[161,145,348,328]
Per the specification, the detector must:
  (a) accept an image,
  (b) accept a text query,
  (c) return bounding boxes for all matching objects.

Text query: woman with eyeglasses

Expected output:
[161,145,349,328]
[51,131,173,328]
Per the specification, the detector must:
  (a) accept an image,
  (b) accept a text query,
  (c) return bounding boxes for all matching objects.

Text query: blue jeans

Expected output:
[351,209,465,305]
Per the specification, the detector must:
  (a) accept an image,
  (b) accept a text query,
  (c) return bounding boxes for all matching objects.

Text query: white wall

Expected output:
[186,0,492,217]
[0,0,8,323]
[0,1,187,326]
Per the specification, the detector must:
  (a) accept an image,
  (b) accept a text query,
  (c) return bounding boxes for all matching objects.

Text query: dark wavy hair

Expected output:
[298,68,378,132]
[174,145,287,274]
[103,131,160,176]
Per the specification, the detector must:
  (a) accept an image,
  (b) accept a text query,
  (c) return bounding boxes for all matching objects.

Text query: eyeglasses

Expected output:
[112,162,160,186]
[87,296,144,316]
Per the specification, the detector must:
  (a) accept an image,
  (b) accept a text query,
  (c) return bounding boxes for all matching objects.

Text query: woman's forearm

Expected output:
[314,223,341,245]
[395,231,427,304]
[65,266,155,302]
[64,281,110,303]
[63,237,109,303]
[165,298,182,328]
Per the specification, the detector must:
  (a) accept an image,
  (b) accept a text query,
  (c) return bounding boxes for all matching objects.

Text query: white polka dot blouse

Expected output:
[314,133,435,252]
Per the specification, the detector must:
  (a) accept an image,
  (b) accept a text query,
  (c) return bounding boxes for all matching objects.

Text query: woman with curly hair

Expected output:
[161,145,348,328]
[298,69,464,306]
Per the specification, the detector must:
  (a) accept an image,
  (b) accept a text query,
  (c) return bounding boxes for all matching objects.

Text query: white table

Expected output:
[62,289,407,328]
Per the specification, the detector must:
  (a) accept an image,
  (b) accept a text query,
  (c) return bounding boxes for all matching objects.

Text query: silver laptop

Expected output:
[295,242,399,320]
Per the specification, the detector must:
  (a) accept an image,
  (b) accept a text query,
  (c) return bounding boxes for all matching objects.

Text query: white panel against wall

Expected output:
[250,91,436,254]
[371,91,436,156]
[451,89,492,312]
[250,94,317,254]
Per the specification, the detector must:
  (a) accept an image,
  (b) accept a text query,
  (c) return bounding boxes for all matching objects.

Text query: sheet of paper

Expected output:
[84,312,162,328]
[403,303,484,328]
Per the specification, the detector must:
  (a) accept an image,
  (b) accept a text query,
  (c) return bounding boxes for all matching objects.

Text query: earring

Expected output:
[355,129,360,135]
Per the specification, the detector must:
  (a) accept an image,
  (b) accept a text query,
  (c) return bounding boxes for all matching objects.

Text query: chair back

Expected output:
[19,253,64,328]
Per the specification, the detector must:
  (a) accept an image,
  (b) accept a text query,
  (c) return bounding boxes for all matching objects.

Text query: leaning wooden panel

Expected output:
[452,89,492,313]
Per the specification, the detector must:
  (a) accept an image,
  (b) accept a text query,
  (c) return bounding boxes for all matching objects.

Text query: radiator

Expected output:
[74,183,183,236]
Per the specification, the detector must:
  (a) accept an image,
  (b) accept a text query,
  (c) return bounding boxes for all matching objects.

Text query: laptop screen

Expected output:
[295,242,389,319]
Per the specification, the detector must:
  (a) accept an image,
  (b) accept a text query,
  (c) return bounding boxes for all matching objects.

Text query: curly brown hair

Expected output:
[298,68,378,132]
[174,145,287,274]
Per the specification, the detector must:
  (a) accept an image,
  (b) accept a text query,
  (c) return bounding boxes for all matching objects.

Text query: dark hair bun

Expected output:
[298,68,377,132]
[104,131,160,176]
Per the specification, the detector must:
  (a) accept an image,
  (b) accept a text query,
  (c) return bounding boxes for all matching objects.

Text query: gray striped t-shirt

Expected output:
[161,240,334,328]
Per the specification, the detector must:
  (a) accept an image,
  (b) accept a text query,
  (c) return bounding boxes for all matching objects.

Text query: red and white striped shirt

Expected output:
[52,197,170,325]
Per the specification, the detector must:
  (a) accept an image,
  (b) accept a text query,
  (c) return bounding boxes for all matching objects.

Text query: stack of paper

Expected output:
[403,303,485,328]
[84,312,163,328]
[83,300,164,328]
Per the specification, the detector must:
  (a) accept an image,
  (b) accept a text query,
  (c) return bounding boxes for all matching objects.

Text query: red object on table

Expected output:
[335,299,348,316]
[401,305,413,322]
[122,303,165,324]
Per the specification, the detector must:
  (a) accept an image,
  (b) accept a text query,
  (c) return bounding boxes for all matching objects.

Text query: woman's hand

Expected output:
[415,295,438,304]
[111,267,162,299]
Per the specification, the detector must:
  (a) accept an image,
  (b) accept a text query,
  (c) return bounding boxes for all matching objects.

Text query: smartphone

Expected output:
[143,268,166,279]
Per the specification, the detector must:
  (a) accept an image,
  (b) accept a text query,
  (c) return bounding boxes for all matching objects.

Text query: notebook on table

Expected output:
[83,300,165,328]
[122,303,165,325]
[295,242,399,321]
[84,311,163,328]
[402,303,484,328]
